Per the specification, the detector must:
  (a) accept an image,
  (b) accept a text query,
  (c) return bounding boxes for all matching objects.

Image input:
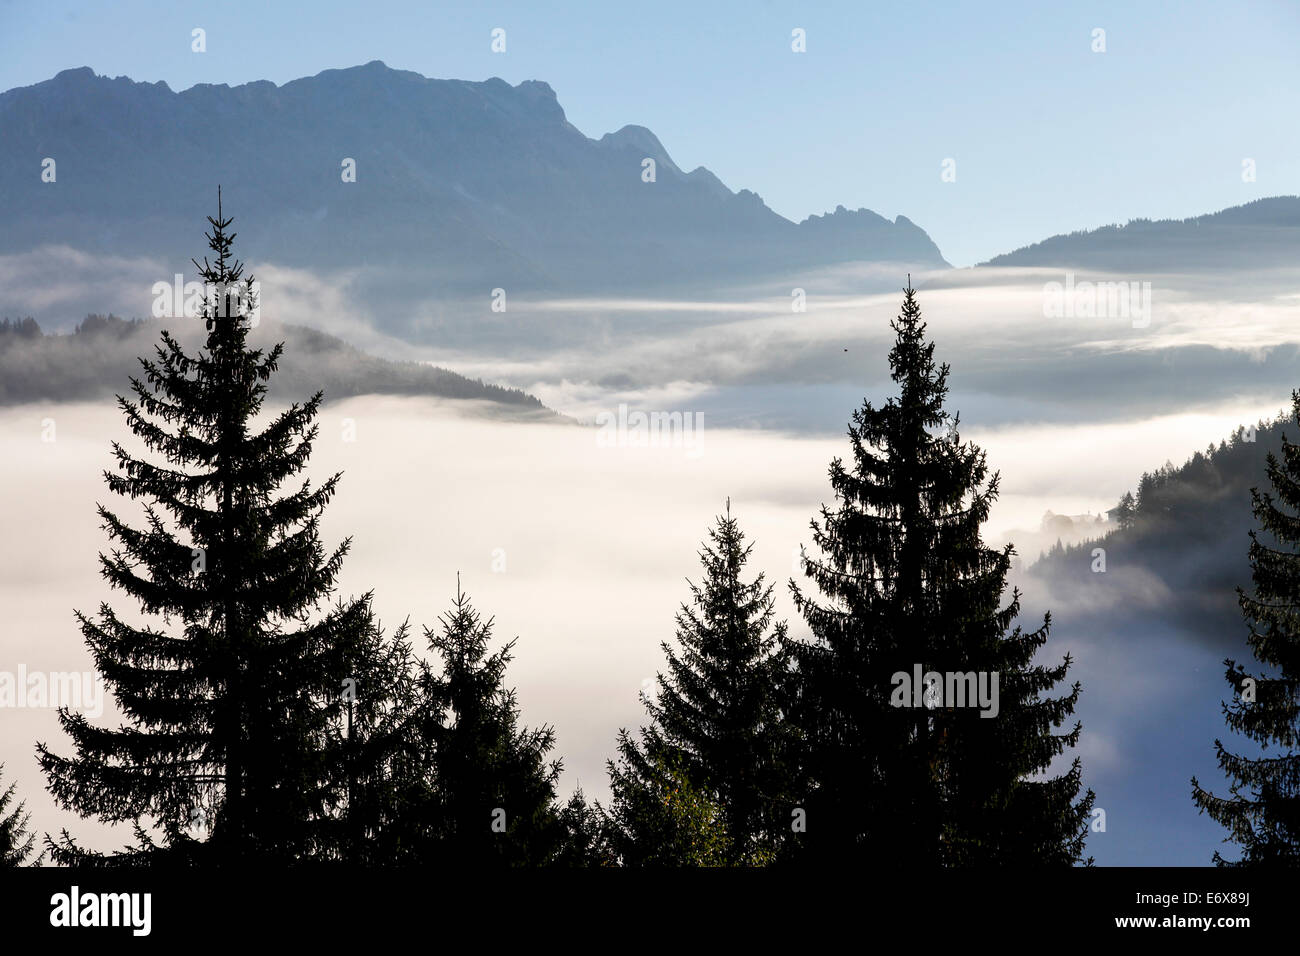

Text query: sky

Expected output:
[2,0,1298,266]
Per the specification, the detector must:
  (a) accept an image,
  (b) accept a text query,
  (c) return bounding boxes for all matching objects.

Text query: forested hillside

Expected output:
[0,314,551,413]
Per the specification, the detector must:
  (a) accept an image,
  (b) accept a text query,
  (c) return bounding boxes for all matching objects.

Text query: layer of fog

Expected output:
[0,394,1282,861]
[5,245,1297,863]
[6,246,1300,436]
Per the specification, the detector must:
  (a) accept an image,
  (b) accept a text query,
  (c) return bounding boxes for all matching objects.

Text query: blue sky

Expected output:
[2,0,1298,266]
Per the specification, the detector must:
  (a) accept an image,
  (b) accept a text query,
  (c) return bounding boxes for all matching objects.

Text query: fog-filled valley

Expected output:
[4,7,1300,897]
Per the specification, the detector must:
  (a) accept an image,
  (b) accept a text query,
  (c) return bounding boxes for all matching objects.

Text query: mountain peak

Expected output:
[515,78,557,99]
[54,66,96,82]
[800,205,889,227]
[597,124,680,173]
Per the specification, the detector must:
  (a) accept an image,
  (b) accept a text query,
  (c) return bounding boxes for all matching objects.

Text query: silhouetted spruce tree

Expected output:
[1114,491,1137,530]
[606,749,731,866]
[329,616,424,864]
[1192,390,1300,865]
[608,502,793,865]
[37,195,374,865]
[552,787,617,866]
[403,581,562,865]
[789,281,1094,866]
[0,765,37,866]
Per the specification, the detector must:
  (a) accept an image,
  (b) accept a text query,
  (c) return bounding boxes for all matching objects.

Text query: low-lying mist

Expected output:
[0,391,1284,862]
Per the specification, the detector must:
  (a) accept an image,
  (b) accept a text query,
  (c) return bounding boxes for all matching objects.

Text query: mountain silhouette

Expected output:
[0,62,948,298]
[981,196,1300,271]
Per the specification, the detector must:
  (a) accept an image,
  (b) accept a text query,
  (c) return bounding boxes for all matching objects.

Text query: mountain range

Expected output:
[0,61,947,298]
[4,63,1299,417]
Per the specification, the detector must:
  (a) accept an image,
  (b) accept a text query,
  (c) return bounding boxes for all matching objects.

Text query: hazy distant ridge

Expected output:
[981,196,1300,270]
[0,62,948,296]
[0,314,554,414]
